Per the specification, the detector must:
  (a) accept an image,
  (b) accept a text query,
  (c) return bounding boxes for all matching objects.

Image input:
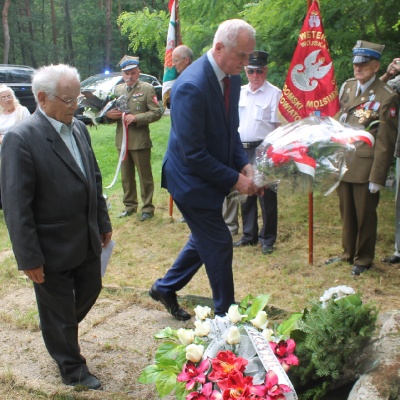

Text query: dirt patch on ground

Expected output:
[0,284,193,399]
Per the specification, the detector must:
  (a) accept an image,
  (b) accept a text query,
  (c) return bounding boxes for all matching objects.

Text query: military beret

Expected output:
[352,40,384,64]
[248,50,269,68]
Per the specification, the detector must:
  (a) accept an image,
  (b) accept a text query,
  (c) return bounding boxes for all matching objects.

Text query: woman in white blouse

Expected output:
[0,84,30,143]
[0,84,31,208]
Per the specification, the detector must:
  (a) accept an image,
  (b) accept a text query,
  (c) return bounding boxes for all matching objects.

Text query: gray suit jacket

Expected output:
[1,111,112,272]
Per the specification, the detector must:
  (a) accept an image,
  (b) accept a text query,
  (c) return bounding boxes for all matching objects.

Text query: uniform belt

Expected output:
[241,141,263,149]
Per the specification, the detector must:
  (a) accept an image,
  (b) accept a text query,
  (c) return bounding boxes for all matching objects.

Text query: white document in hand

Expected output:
[101,240,115,277]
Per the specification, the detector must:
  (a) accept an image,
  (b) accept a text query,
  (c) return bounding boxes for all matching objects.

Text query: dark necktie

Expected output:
[223,76,230,113]
[127,86,133,92]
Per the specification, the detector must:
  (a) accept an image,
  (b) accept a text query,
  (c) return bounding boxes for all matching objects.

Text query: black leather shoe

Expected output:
[381,255,400,264]
[62,373,103,390]
[117,210,133,218]
[149,284,191,321]
[233,239,258,247]
[140,212,153,221]
[324,257,343,265]
[351,265,370,276]
[262,245,274,255]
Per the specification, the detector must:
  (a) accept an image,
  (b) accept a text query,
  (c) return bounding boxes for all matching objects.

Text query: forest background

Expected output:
[1,0,400,87]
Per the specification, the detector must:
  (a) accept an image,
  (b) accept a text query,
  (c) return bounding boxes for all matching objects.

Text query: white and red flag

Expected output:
[279,1,340,123]
[161,0,180,107]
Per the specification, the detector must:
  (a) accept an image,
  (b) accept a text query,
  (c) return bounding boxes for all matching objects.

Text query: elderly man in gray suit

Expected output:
[1,64,112,390]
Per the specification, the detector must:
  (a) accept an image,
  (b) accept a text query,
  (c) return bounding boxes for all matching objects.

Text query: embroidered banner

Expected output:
[279,1,340,123]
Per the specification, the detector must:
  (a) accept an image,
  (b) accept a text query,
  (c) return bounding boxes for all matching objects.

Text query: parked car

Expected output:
[75,72,163,124]
[0,64,36,113]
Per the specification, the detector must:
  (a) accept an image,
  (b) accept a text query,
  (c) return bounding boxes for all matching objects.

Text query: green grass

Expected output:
[1,113,400,319]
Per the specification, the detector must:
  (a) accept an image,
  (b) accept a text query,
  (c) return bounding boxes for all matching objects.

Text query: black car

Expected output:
[75,72,163,123]
[0,64,36,113]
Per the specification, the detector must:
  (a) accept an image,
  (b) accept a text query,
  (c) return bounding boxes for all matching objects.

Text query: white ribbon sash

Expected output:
[105,113,129,189]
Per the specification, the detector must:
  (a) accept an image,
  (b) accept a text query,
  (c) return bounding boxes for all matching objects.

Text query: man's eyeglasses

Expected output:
[172,57,185,63]
[246,68,265,75]
[54,95,78,105]
[1,94,12,101]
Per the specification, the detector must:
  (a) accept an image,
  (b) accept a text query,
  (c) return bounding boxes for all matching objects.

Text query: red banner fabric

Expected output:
[278,1,340,123]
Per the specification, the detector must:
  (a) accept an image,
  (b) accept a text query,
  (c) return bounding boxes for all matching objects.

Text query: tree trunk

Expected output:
[1,0,11,63]
[105,0,112,71]
[24,0,37,67]
[64,0,74,65]
[50,0,58,63]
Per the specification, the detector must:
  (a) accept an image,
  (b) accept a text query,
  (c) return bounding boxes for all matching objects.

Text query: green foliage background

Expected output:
[1,0,399,86]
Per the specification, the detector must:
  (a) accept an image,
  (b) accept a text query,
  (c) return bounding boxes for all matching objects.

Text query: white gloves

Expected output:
[369,182,383,194]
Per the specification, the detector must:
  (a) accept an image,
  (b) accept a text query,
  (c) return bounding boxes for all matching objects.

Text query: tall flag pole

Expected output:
[162,0,182,218]
[162,0,181,108]
[279,0,340,264]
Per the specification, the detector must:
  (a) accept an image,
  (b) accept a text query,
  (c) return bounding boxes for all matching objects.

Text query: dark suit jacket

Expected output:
[1,111,112,272]
[161,53,248,209]
[338,76,399,185]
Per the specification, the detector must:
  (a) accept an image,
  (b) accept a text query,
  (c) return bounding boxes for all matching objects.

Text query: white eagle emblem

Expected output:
[291,50,332,92]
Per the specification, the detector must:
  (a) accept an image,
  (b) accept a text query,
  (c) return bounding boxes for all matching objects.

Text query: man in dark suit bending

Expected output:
[1,64,112,389]
[149,19,258,320]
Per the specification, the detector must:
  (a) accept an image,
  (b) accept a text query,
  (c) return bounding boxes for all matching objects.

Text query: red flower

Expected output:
[177,359,210,390]
[186,382,223,400]
[251,370,292,400]
[208,351,248,382]
[269,339,299,372]
[216,371,253,399]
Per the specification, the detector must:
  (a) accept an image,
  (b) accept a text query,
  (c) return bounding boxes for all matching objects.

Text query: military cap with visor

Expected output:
[352,40,384,64]
[247,50,269,68]
[118,55,140,71]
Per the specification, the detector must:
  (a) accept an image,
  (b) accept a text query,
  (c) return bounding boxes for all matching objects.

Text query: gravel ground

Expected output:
[0,284,193,399]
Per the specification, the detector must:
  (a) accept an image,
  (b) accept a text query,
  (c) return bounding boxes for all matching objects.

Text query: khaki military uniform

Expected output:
[336,76,399,266]
[114,81,163,214]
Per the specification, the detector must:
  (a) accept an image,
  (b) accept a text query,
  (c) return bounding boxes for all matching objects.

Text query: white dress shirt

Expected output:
[238,80,281,142]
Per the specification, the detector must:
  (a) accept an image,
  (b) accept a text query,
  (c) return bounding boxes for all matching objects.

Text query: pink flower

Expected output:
[269,339,299,372]
[177,359,210,390]
[186,382,223,400]
[251,370,292,399]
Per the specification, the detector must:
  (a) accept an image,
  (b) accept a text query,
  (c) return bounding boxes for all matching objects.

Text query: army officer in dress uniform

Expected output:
[106,56,163,221]
[326,40,399,275]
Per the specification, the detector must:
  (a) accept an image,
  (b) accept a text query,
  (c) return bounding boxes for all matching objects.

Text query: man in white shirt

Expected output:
[224,50,281,254]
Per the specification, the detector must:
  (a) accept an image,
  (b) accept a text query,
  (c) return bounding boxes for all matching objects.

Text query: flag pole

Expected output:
[168,0,181,218]
[308,0,314,265]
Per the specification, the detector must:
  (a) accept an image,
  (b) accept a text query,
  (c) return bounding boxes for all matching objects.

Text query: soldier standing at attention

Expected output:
[326,41,399,275]
[106,56,163,221]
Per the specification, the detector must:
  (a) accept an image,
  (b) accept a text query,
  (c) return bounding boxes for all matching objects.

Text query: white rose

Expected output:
[261,328,274,342]
[194,320,211,337]
[186,344,204,362]
[177,328,195,345]
[250,311,268,330]
[194,305,212,320]
[227,304,247,323]
[226,326,241,345]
